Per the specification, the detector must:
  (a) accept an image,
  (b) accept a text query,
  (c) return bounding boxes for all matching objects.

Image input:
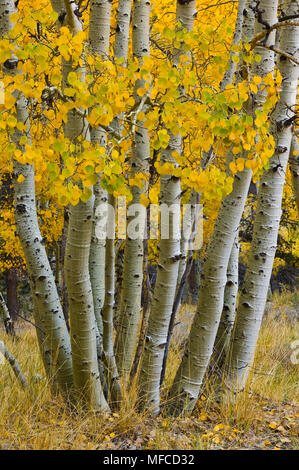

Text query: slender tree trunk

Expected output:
[137,137,181,413]
[6,267,18,322]
[89,187,107,349]
[101,194,122,406]
[129,235,151,382]
[290,134,299,217]
[211,233,239,372]
[228,0,299,391]
[220,0,247,89]
[60,0,109,410]
[0,340,28,388]
[89,0,111,57]
[1,0,74,399]
[88,0,112,355]
[160,192,200,387]
[114,0,150,377]
[114,0,132,63]
[168,0,278,416]
[50,0,108,409]
[137,0,197,414]
[31,296,59,395]
[209,0,253,372]
[0,290,14,335]
[65,198,108,410]
[175,190,197,302]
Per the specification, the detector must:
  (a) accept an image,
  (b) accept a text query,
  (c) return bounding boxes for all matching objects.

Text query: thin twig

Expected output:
[256,43,299,65]
[251,21,299,49]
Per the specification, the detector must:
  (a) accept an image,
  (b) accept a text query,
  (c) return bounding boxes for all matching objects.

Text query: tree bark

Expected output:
[1,0,74,399]
[290,134,299,217]
[0,290,14,335]
[101,194,122,407]
[88,0,112,357]
[211,233,239,371]
[52,0,108,409]
[137,0,196,415]
[65,198,108,410]
[167,0,278,416]
[5,267,18,322]
[228,0,299,391]
[0,340,28,388]
[114,0,150,378]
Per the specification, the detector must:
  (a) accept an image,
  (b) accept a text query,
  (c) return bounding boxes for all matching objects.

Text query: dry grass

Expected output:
[0,290,298,450]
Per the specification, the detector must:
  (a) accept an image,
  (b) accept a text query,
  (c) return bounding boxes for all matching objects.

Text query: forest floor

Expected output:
[0,290,298,450]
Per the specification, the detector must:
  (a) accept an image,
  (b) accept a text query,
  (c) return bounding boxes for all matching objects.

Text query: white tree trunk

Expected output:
[114,0,132,63]
[114,0,150,377]
[176,190,197,298]
[220,0,247,89]
[89,0,111,57]
[210,0,254,371]
[137,0,197,414]
[0,290,14,335]
[1,0,74,399]
[212,233,239,371]
[290,134,299,217]
[88,0,112,353]
[65,199,108,410]
[0,340,28,388]
[228,0,299,391]
[168,0,278,416]
[101,194,122,406]
[52,0,108,410]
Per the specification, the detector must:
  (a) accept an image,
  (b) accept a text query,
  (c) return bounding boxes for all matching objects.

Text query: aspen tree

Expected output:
[175,190,197,312]
[211,1,255,371]
[168,0,279,416]
[290,134,299,217]
[161,191,200,387]
[101,194,122,405]
[174,2,254,378]
[52,0,108,410]
[88,0,112,353]
[114,0,150,377]
[228,0,299,391]
[97,0,134,396]
[0,340,28,388]
[212,234,239,371]
[0,290,14,335]
[137,0,196,414]
[1,0,74,398]
[114,0,132,63]
[220,0,247,89]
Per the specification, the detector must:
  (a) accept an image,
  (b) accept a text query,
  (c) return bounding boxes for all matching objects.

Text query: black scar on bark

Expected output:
[16,204,26,215]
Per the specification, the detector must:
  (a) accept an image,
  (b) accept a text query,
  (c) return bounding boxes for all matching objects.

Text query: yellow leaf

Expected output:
[214,423,224,432]
[137,88,146,97]
[140,194,149,207]
[17,174,25,183]
[236,157,244,172]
